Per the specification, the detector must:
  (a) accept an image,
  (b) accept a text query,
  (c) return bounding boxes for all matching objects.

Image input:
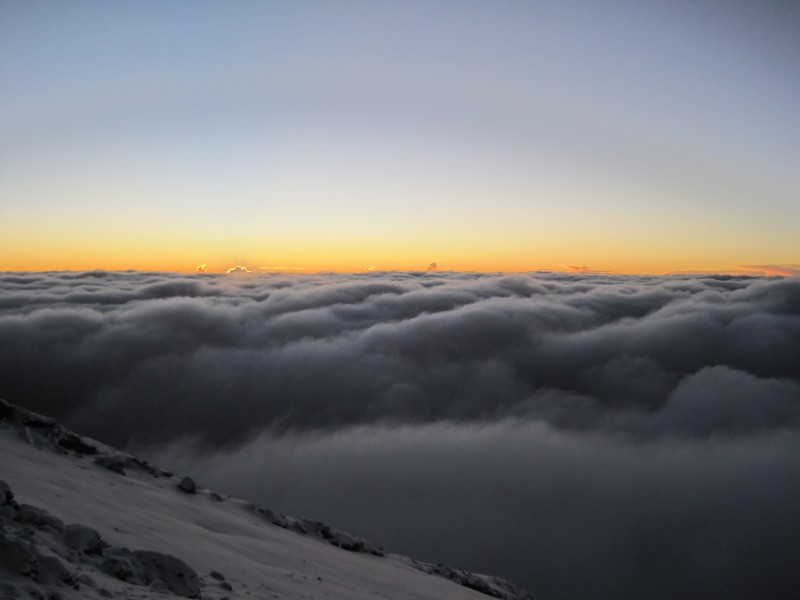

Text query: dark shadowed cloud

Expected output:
[1,270,798,599]
[152,421,800,600]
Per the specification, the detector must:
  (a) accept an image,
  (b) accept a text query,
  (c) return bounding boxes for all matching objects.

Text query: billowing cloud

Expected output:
[196,264,207,273]
[1,270,798,600]
[427,262,437,271]
[226,265,251,273]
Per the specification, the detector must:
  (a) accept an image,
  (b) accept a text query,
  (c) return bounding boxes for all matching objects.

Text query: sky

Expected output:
[1,269,799,599]
[1,0,798,274]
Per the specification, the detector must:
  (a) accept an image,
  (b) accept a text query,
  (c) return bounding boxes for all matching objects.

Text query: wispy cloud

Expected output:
[561,264,610,274]
[564,264,591,272]
[738,264,800,276]
[196,264,207,273]
[665,268,753,276]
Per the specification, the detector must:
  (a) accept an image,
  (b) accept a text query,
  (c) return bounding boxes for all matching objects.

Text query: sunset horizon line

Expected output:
[2,263,799,278]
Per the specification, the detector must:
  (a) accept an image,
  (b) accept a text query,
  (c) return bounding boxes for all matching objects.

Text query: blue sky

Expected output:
[1,1,798,272]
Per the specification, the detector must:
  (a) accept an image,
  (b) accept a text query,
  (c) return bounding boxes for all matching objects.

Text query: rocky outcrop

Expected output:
[0,478,200,598]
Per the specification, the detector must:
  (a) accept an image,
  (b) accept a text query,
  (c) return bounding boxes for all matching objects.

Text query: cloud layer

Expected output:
[1,270,799,599]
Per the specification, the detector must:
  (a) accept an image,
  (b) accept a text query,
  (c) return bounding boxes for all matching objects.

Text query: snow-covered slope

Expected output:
[0,400,534,600]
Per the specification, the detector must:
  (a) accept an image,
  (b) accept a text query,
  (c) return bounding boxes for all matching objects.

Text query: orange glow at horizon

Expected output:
[0,246,791,277]
[0,219,795,276]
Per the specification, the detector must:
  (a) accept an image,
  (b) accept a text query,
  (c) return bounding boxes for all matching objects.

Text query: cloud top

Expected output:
[0,270,798,599]
[1,270,798,443]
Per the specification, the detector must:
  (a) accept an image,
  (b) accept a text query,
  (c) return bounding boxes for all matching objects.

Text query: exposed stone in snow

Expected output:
[178,477,197,494]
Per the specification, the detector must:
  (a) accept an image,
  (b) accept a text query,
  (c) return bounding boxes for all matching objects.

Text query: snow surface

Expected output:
[0,400,534,600]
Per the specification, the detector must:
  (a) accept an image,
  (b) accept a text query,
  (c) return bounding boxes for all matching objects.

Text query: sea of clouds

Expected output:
[1,270,798,599]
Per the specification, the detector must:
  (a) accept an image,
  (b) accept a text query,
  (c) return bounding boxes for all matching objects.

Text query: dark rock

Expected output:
[131,550,201,598]
[35,554,74,586]
[100,545,201,598]
[0,398,15,420]
[56,434,97,456]
[63,525,107,556]
[129,458,159,476]
[15,504,55,527]
[22,412,56,429]
[178,477,196,494]
[94,455,127,475]
[0,480,15,507]
[101,554,136,582]
[0,531,38,578]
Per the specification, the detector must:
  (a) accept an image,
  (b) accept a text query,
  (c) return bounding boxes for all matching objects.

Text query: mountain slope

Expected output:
[0,399,534,600]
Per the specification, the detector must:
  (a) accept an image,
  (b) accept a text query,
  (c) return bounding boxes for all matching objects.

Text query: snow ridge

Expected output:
[0,399,534,600]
